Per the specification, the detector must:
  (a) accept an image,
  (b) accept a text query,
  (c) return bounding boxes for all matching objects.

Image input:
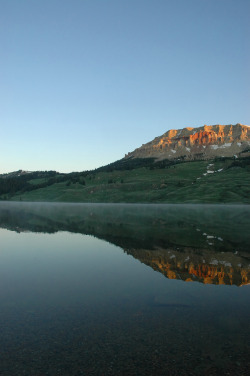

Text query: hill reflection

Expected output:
[0,202,249,286]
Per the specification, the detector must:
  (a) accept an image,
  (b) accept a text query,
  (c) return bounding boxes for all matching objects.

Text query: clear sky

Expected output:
[1,0,249,173]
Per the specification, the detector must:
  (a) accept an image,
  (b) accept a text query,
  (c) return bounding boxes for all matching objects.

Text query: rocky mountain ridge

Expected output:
[125,123,250,161]
[1,202,249,286]
[125,247,249,286]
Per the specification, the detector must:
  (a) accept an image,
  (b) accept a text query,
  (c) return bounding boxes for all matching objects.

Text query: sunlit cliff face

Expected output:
[0,202,249,287]
[125,248,250,287]
[188,131,219,145]
[125,124,250,160]
[159,261,249,286]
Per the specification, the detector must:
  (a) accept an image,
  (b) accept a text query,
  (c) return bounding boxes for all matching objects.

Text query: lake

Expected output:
[0,202,249,375]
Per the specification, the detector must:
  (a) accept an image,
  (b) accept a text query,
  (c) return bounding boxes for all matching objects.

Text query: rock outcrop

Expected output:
[1,202,249,286]
[125,123,250,161]
[125,246,250,286]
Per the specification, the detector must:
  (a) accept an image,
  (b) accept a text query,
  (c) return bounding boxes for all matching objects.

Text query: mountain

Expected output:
[0,123,249,203]
[0,202,249,286]
[125,247,249,287]
[125,123,250,161]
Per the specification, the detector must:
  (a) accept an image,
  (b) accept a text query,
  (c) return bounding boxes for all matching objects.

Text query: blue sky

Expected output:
[1,0,249,173]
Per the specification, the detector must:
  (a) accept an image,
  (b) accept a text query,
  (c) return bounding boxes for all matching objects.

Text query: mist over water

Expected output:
[0,202,249,375]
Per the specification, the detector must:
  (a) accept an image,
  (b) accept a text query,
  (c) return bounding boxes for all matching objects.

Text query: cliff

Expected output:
[125,247,250,287]
[125,123,250,161]
[0,202,249,286]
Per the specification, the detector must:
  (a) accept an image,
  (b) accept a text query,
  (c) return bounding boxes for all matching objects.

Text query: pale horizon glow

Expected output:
[1,0,249,173]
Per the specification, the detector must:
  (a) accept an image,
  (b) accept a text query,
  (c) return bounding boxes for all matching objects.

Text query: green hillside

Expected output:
[1,156,249,204]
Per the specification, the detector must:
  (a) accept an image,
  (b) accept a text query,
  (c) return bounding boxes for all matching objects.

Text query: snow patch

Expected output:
[217,237,223,241]
[186,147,190,152]
[237,142,241,147]
[211,143,232,150]
[171,149,176,153]
[185,256,190,262]
[207,170,214,174]
[170,255,176,259]
[219,261,232,267]
[217,169,223,172]
[210,259,218,265]
[207,235,215,239]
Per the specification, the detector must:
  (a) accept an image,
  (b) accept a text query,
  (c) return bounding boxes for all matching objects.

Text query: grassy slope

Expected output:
[8,158,250,203]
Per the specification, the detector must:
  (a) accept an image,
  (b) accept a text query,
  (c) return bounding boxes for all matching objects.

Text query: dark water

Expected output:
[0,202,249,375]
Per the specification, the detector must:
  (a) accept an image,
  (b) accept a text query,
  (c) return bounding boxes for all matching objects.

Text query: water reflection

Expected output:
[0,202,250,375]
[0,202,249,286]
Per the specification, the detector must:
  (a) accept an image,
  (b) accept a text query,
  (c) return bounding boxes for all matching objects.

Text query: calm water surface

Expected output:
[0,202,249,375]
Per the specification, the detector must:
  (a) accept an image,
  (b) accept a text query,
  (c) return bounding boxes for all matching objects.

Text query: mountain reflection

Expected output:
[0,202,249,286]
